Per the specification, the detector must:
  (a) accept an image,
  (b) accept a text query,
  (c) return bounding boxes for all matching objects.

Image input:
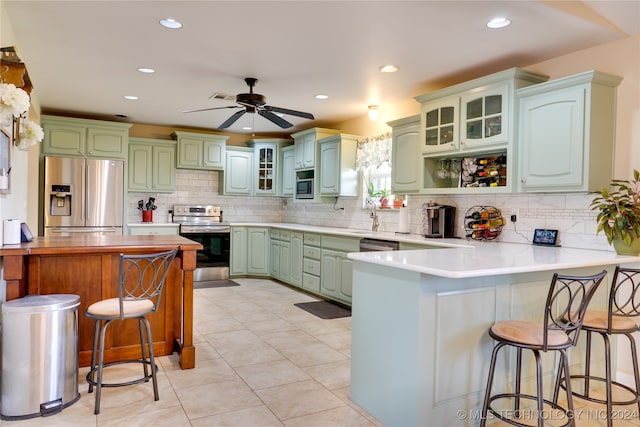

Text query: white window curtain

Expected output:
[355,133,392,170]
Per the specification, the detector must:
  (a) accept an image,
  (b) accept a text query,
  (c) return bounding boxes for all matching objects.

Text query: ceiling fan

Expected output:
[182,77,315,129]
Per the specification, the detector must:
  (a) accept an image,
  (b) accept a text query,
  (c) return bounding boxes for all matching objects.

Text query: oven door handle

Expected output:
[179,226,231,234]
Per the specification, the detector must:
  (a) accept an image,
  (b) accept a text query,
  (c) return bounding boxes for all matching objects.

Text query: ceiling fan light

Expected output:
[487,17,511,29]
[159,18,182,29]
[368,105,380,122]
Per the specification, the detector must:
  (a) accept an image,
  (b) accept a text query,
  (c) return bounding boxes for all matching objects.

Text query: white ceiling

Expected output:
[3,0,639,135]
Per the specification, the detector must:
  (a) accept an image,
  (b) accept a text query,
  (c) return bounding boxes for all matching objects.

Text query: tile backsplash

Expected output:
[127,169,610,252]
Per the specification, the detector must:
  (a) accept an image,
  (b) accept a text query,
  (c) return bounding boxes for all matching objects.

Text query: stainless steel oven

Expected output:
[173,205,230,282]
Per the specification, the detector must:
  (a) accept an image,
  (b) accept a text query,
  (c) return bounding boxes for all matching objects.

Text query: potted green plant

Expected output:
[590,169,640,255]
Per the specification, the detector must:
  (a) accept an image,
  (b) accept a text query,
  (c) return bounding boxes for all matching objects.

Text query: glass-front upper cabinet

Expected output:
[460,83,508,149]
[256,145,275,193]
[420,96,459,154]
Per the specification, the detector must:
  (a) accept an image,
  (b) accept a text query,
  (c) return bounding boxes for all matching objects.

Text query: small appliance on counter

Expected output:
[422,202,456,238]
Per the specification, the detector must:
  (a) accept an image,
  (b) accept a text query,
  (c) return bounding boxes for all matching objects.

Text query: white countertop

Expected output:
[347,241,640,278]
[228,222,473,249]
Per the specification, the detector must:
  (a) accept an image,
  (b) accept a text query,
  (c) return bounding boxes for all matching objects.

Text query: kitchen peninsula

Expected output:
[347,244,640,427]
[0,235,202,369]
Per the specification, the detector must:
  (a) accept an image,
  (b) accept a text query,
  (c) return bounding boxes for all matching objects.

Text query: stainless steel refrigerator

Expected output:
[44,156,124,236]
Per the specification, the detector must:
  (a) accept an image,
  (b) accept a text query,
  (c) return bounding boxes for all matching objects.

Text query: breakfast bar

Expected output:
[347,243,640,427]
[0,235,202,369]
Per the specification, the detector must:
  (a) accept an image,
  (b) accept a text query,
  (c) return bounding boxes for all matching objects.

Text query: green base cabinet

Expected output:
[230,226,269,276]
[42,115,131,159]
[271,229,303,288]
[320,235,359,305]
[128,138,176,192]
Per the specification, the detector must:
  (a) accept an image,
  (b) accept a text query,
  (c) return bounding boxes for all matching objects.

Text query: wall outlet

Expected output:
[509,208,519,223]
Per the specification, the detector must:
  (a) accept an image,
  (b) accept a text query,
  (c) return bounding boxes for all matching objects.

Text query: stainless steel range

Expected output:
[173,205,230,282]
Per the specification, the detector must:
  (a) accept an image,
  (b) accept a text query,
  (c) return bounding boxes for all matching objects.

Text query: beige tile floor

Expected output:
[2,277,639,426]
[1,278,381,427]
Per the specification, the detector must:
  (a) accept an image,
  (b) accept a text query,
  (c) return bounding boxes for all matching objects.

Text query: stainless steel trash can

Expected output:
[1,294,81,420]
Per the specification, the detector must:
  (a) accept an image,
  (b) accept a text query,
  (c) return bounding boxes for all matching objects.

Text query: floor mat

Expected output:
[194,279,240,289]
[294,301,351,319]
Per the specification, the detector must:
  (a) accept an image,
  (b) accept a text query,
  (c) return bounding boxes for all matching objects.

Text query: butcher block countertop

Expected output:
[0,234,202,369]
[0,234,202,256]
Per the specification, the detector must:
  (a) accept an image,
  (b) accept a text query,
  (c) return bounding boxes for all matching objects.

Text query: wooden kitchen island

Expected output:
[0,235,202,369]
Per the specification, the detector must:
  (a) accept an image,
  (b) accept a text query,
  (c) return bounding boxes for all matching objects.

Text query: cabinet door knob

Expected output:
[521,178,526,183]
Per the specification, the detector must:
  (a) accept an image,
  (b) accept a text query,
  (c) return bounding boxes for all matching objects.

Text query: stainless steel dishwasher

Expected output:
[359,238,400,252]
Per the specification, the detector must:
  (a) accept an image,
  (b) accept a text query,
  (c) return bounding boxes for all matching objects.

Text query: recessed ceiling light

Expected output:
[159,18,182,29]
[124,95,138,100]
[242,126,252,130]
[487,17,511,29]
[379,65,399,73]
[315,94,329,100]
[137,67,155,74]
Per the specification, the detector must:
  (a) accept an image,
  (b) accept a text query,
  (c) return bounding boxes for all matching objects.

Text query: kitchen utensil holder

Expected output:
[142,210,153,223]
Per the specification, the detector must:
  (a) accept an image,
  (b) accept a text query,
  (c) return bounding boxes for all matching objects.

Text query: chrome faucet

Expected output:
[370,203,380,232]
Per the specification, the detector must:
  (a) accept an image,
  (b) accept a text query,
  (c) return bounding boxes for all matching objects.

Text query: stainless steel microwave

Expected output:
[296,178,314,199]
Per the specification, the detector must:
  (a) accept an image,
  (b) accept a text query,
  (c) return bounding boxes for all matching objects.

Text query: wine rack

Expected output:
[464,205,504,241]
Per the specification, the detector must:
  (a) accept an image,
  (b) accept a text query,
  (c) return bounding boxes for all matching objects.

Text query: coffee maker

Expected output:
[422,203,456,238]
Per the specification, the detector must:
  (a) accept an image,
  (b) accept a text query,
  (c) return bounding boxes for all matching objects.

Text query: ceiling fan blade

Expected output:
[265,105,314,120]
[258,109,294,128]
[218,109,246,129]
[182,105,242,113]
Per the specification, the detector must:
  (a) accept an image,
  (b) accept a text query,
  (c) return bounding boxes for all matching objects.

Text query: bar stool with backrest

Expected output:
[565,266,640,427]
[85,249,178,415]
[480,270,608,427]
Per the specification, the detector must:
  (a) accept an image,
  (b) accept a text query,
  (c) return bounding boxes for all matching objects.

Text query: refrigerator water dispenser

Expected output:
[49,185,72,216]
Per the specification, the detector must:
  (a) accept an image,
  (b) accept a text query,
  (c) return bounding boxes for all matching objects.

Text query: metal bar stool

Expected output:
[85,249,178,415]
[565,266,640,427]
[480,270,608,427]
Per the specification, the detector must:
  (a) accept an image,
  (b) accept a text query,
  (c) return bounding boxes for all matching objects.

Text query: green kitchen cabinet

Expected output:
[415,68,548,194]
[318,133,359,197]
[270,228,303,287]
[302,233,322,293]
[230,227,248,276]
[291,127,340,170]
[173,131,228,170]
[247,138,292,196]
[517,70,622,193]
[230,226,270,276]
[289,232,303,287]
[247,227,270,275]
[128,137,176,192]
[281,145,295,197]
[41,115,131,159]
[389,115,421,194]
[223,147,253,195]
[320,235,359,304]
[274,230,292,283]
